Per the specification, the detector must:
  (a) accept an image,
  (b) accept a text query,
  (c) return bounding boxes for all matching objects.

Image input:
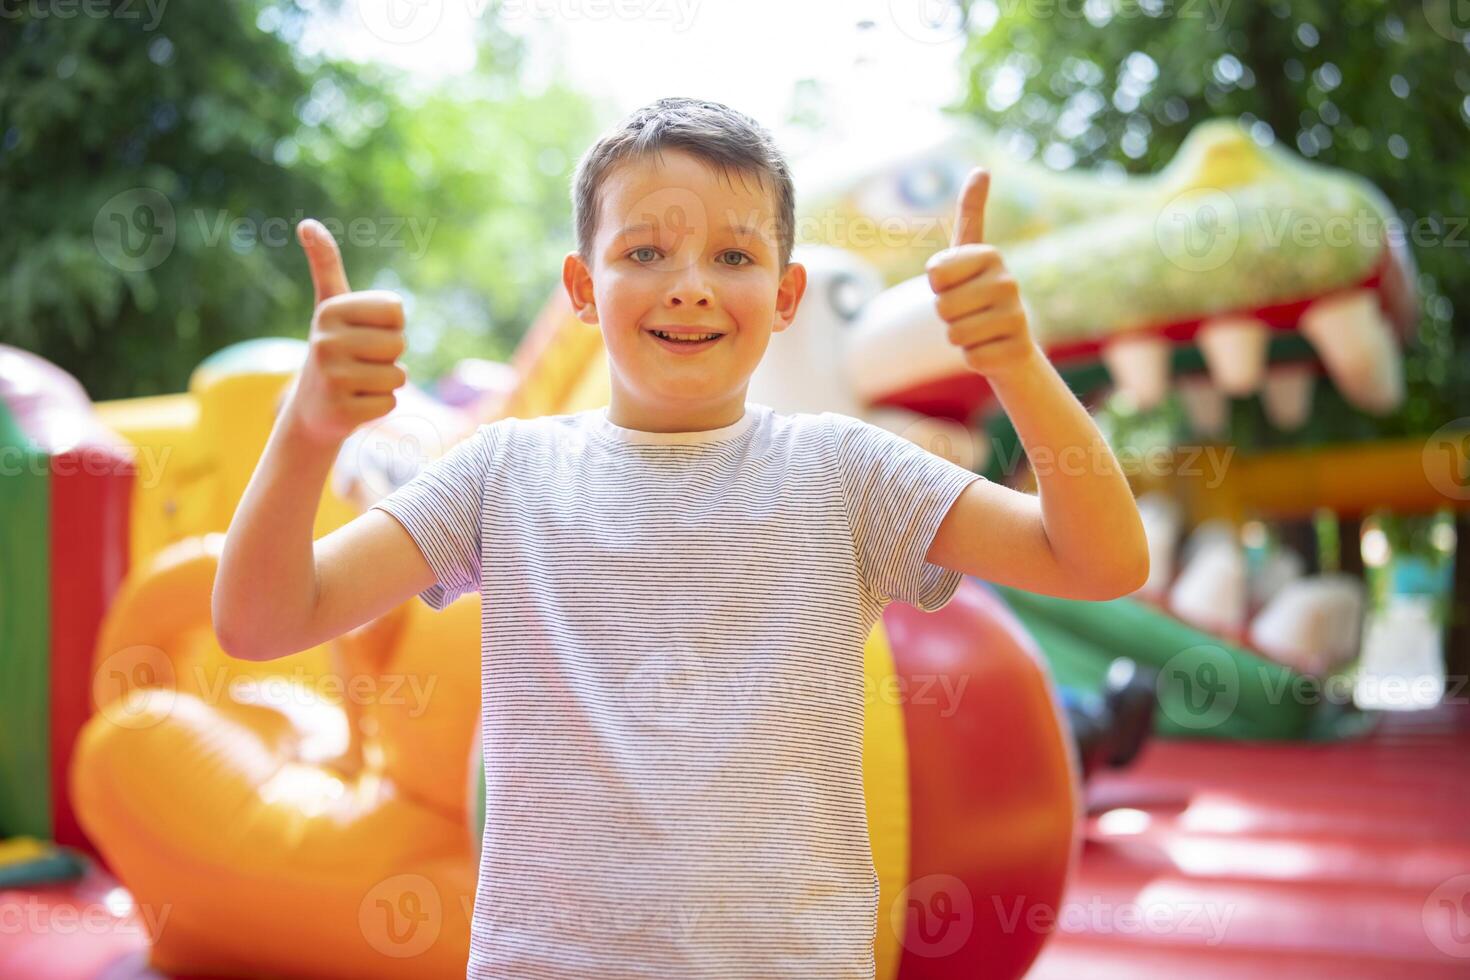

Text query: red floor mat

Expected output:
[1028,703,1470,978]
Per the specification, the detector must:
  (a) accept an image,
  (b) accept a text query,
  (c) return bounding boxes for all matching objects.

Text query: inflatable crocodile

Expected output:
[799,117,1417,436]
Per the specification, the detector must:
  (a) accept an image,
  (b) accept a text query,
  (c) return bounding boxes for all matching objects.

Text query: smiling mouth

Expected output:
[647,328,725,343]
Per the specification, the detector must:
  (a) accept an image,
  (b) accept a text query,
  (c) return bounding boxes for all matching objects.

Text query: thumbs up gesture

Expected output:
[282,219,409,447]
[925,168,1038,380]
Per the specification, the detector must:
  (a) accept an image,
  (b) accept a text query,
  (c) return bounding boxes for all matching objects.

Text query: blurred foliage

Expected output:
[953,0,1469,448]
[0,0,597,400]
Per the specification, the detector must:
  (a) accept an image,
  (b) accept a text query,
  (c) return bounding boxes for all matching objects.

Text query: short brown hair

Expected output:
[571,96,796,271]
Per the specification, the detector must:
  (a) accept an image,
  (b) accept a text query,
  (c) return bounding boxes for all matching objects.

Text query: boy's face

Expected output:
[563,149,806,430]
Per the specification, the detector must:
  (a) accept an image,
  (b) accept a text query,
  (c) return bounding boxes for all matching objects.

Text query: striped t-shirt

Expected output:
[370,400,984,979]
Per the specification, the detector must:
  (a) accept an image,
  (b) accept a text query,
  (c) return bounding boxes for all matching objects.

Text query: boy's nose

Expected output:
[665,269,714,307]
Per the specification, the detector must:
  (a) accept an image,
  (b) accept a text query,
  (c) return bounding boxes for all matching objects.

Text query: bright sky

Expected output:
[304,0,973,165]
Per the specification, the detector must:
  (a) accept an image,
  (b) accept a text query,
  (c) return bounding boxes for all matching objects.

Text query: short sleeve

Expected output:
[370,423,496,611]
[825,412,985,612]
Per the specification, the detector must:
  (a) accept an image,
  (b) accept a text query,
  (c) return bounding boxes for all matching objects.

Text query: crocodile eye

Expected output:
[897,160,956,210]
[828,273,865,324]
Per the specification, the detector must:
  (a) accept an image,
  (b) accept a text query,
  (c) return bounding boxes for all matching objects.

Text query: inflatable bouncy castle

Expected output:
[3,115,1464,979]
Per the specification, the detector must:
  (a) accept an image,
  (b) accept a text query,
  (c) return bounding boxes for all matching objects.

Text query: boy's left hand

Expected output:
[925,167,1039,380]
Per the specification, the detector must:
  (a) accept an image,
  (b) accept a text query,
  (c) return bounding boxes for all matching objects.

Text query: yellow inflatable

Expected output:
[73,533,484,978]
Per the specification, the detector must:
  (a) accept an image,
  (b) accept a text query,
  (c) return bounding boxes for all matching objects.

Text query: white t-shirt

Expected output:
[370,401,984,979]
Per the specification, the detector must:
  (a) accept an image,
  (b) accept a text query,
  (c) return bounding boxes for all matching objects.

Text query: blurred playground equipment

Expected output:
[2,115,1465,978]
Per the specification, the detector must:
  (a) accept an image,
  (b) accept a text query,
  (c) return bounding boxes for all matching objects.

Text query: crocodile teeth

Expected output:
[1177,376,1227,437]
[1298,289,1403,414]
[1101,333,1171,411]
[1262,365,1315,430]
[1198,315,1269,396]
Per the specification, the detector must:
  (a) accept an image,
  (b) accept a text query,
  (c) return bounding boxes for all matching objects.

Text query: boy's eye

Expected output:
[628,247,753,266]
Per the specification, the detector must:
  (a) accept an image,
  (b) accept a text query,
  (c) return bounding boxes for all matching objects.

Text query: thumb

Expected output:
[949,167,990,248]
[297,218,350,306]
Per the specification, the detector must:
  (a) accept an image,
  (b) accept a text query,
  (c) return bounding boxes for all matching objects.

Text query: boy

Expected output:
[213,96,1148,978]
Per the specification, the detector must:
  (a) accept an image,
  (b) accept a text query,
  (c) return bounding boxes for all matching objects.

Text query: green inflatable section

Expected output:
[1008,170,1390,348]
[0,400,52,837]
[990,582,1365,741]
[470,742,485,857]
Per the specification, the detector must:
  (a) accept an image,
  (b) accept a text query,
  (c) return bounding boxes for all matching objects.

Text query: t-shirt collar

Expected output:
[591,402,762,446]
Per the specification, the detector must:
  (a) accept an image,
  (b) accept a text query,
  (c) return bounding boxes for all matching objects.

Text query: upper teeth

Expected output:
[653,331,720,342]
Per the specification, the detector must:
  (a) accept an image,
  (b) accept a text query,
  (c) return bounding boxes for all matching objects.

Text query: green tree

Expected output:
[0,0,597,400]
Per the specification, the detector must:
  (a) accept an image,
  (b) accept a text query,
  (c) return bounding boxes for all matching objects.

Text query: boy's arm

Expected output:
[925,349,1149,601]
[923,168,1149,601]
[212,413,437,662]
[212,220,435,661]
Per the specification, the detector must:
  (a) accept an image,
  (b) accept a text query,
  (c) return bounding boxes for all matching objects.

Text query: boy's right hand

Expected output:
[282,218,410,448]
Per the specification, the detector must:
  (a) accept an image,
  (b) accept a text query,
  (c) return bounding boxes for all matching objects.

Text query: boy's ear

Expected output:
[563,252,598,325]
[771,260,807,333]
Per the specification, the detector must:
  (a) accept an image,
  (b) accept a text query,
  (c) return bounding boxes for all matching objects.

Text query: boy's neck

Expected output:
[604,391,749,434]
